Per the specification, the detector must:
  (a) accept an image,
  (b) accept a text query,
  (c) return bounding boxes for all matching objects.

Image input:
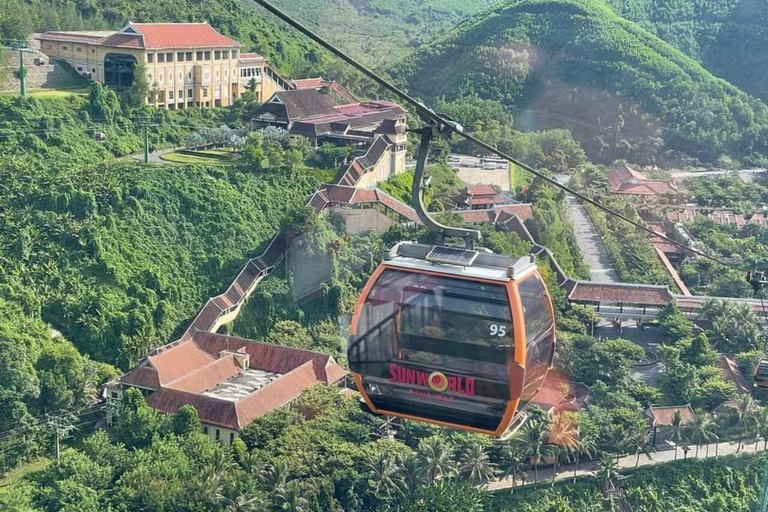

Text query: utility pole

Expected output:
[18,46,26,98]
[144,122,149,164]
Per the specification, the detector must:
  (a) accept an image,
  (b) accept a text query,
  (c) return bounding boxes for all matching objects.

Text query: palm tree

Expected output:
[271,480,312,512]
[663,409,687,461]
[366,452,405,499]
[682,413,716,458]
[417,437,456,482]
[595,453,620,487]
[259,460,290,494]
[548,413,579,483]
[498,444,525,487]
[697,298,730,321]
[217,491,265,512]
[605,427,629,462]
[400,453,425,496]
[754,407,768,452]
[457,444,497,485]
[736,395,754,453]
[571,435,597,483]
[627,430,654,468]
[513,418,556,484]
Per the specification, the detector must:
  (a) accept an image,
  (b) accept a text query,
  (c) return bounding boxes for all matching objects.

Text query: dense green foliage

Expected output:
[393,0,768,165]
[268,0,495,65]
[604,0,768,102]
[487,454,764,512]
[0,298,117,472]
[686,174,768,210]
[1,0,329,76]
[584,198,675,287]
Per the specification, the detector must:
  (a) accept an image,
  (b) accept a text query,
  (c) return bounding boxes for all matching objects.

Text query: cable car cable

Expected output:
[252,0,745,271]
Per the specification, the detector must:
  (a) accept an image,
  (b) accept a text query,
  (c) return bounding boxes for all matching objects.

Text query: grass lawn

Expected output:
[510,163,533,195]
[0,87,88,99]
[0,457,52,493]
[298,165,337,183]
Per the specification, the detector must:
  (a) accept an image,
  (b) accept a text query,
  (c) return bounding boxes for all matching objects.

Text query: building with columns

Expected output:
[37,22,289,108]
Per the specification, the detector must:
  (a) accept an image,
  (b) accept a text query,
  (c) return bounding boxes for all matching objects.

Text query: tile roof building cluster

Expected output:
[663,207,768,228]
[608,164,678,197]
[251,87,408,188]
[37,23,289,108]
[112,331,346,441]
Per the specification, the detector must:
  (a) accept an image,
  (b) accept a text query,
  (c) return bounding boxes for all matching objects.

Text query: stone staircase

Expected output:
[1,48,85,92]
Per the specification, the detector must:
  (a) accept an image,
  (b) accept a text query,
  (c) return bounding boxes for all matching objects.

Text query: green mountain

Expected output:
[265,0,496,65]
[392,0,768,165]
[604,0,768,102]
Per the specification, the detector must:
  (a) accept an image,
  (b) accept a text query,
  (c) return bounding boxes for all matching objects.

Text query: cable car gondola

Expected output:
[347,125,555,438]
[755,360,768,390]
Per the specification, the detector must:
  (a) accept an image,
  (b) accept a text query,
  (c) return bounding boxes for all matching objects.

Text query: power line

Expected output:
[252,0,745,271]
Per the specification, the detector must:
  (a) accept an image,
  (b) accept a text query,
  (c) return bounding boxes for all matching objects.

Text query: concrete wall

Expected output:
[357,150,393,189]
[330,206,395,234]
[202,423,240,445]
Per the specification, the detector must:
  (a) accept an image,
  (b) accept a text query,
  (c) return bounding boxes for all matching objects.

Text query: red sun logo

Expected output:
[428,371,449,392]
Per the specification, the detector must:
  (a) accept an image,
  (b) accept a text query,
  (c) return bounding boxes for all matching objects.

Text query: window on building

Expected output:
[188,88,193,98]
[91,48,95,53]
[168,90,174,100]
[91,67,96,73]
[202,88,208,98]
[214,50,221,60]
[232,50,238,59]
[158,53,165,63]
[77,66,83,72]
[166,52,173,62]
[229,432,235,443]
[110,391,118,398]
[62,45,67,50]
[215,69,220,79]
[76,47,82,52]
[185,51,192,61]
[204,51,211,60]
[177,52,184,62]
[46,44,52,49]
[203,426,209,434]
[196,51,203,61]
[222,50,229,59]
[178,89,183,99]
[224,69,228,79]
[147,53,154,63]
[215,429,220,441]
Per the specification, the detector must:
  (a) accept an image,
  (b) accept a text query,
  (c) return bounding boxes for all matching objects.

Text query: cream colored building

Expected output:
[37,22,289,108]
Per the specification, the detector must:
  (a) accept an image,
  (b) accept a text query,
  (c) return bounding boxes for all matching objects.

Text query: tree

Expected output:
[627,430,654,468]
[122,62,150,110]
[658,301,694,344]
[736,395,754,453]
[396,480,486,512]
[498,444,525,487]
[271,480,312,512]
[681,413,714,458]
[512,418,556,484]
[457,444,497,485]
[595,454,620,487]
[417,437,456,482]
[570,433,597,482]
[366,452,405,500]
[172,404,201,437]
[663,409,688,461]
[400,453,425,496]
[266,321,312,349]
[115,388,164,449]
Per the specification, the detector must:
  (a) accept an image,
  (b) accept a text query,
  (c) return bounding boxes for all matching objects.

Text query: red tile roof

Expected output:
[467,184,499,196]
[165,356,241,394]
[148,388,240,429]
[568,282,674,305]
[121,365,160,389]
[495,204,534,222]
[648,405,696,426]
[608,164,676,196]
[239,52,264,60]
[149,341,216,386]
[131,23,241,49]
[716,355,751,395]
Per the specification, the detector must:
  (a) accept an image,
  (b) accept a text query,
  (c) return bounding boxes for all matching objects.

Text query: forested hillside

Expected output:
[266,0,494,64]
[1,0,330,76]
[392,0,768,166]
[604,0,768,102]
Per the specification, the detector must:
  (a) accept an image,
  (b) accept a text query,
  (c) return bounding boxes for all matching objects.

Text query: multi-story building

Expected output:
[251,85,408,187]
[37,22,290,108]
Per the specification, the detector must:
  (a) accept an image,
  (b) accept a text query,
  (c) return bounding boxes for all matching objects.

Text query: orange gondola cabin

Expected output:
[348,242,556,438]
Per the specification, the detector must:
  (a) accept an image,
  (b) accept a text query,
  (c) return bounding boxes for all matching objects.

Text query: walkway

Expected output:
[488,439,768,491]
[555,174,618,282]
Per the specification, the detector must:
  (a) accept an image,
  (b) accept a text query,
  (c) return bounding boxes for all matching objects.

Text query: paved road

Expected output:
[555,174,619,282]
[129,147,180,163]
[671,168,766,180]
[488,439,767,490]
